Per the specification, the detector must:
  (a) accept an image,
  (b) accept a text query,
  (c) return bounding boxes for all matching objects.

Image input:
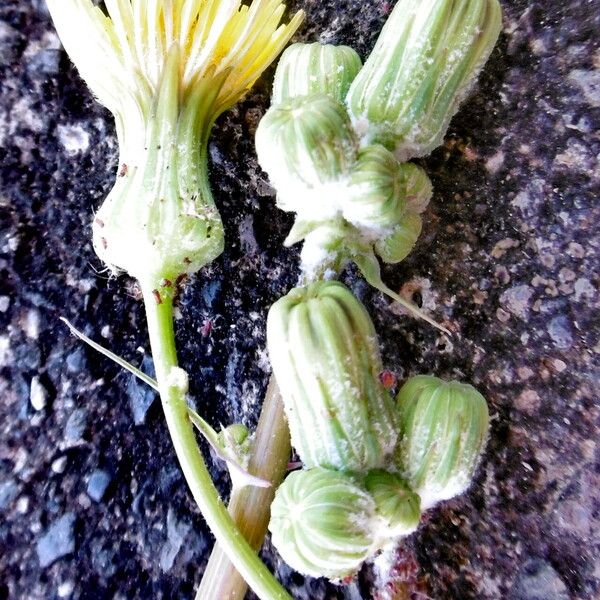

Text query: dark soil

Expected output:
[1,1,599,599]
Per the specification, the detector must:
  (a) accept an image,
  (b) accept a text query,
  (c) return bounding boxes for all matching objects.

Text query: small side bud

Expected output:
[267,281,399,472]
[256,95,358,221]
[344,145,407,230]
[269,468,376,580]
[396,375,490,510]
[374,212,423,264]
[365,470,421,541]
[273,42,362,105]
[344,145,432,231]
[347,0,502,160]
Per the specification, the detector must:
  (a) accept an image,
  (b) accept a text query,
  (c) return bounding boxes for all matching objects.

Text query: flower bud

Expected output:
[267,281,398,472]
[269,468,376,579]
[395,375,489,509]
[365,470,421,540]
[256,95,358,221]
[374,212,423,264]
[344,145,432,230]
[347,0,502,161]
[272,42,362,105]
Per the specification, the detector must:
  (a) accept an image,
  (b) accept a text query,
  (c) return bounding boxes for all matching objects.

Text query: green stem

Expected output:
[196,376,291,600]
[141,286,291,600]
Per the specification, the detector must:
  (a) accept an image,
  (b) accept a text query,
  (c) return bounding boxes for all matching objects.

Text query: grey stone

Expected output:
[36,513,76,568]
[127,355,157,425]
[159,508,191,573]
[65,348,87,374]
[27,49,61,76]
[547,315,574,349]
[0,479,19,510]
[86,470,111,503]
[64,408,88,443]
[512,560,569,600]
[569,69,600,107]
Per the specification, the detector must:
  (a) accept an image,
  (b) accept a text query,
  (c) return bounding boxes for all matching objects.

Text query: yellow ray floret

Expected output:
[46,0,304,119]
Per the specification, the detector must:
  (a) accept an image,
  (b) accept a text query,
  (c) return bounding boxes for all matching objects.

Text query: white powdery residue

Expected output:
[167,367,189,394]
[299,231,338,280]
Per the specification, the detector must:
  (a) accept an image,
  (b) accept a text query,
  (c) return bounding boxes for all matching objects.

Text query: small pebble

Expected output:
[0,479,19,510]
[86,470,111,503]
[30,376,47,411]
[51,456,67,474]
[64,408,87,443]
[36,513,76,568]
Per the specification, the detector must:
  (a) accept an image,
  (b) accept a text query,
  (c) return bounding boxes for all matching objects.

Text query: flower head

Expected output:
[269,468,377,580]
[267,281,399,472]
[47,0,303,287]
[347,0,502,160]
[395,375,489,509]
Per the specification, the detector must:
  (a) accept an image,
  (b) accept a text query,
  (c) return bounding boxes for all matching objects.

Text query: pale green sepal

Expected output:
[267,281,399,472]
[273,42,362,105]
[269,468,377,580]
[365,470,421,541]
[395,375,490,509]
[346,0,502,161]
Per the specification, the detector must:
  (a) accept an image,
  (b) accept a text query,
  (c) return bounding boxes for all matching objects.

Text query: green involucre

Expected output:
[255,94,358,219]
[364,469,421,539]
[269,468,377,580]
[396,375,490,509]
[273,42,363,105]
[267,281,398,472]
[347,0,502,160]
[92,47,225,287]
[345,145,432,230]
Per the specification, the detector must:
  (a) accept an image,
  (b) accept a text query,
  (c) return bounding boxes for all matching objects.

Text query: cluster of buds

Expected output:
[267,281,489,579]
[256,0,501,323]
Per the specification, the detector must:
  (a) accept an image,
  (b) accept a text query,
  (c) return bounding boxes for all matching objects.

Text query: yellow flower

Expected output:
[46,0,303,287]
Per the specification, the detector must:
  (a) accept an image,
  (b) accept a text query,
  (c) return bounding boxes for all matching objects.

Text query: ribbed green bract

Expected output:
[269,468,376,579]
[396,375,489,509]
[255,95,358,220]
[345,145,432,231]
[273,42,362,105]
[267,281,398,472]
[347,0,502,161]
[365,470,421,539]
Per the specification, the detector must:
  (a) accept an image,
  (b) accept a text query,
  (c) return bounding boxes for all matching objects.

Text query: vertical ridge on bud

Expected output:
[347,0,502,160]
[267,281,398,472]
[396,375,490,509]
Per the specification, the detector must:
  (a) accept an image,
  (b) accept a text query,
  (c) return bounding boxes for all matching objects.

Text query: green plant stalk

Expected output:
[142,286,291,600]
[197,376,291,600]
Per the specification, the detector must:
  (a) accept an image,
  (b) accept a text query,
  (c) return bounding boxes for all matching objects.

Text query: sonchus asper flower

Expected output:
[47,0,303,290]
[395,375,489,510]
[269,468,377,580]
[347,0,502,161]
[267,281,399,472]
